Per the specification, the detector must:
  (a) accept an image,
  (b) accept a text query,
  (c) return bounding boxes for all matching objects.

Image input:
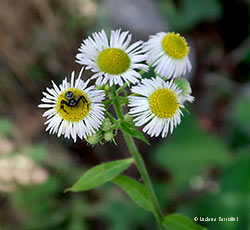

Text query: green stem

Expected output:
[116,82,128,95]
[112,88,164,229]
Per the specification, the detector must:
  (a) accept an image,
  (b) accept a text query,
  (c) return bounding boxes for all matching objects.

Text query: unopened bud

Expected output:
[104,84,111,92]
[101,118,112,132]
[85,132,102,145]
[104,130,114,142]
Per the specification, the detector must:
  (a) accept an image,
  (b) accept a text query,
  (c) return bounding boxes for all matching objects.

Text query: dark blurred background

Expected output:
[0,0,250,229]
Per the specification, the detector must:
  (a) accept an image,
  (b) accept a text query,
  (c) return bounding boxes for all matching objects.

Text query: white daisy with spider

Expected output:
[38,69,105,142]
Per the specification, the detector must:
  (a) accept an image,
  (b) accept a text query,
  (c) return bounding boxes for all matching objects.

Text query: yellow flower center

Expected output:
[162,32,190,59]
[56,88,90,122]
[97,48,130,75]
[149,88,180,118]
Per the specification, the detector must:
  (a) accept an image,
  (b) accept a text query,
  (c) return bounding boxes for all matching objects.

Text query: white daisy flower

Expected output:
[144,32,192,79]
[76,29,148,86]
[38,69,105,142]
[128,76,185,138]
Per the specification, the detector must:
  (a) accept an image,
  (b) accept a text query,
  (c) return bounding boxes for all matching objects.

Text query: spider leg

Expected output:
[82,95,88,104]
[60,100,69,114]
[74,95,88,108]
[80,95,90,108]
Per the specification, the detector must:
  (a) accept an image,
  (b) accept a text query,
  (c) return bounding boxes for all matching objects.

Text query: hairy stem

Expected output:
[112,88,164,229]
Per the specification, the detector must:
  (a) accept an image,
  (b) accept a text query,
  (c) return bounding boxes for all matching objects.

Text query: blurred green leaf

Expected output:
[67,196,88,230]
[163,213,206,230]
[231,95,250,131]
[67,158,134,192]
[221,155,250,194]
[153,116,231,186]
[0,118,12,136]
[99,196,153,230]
[120,121,150,145]
[160,0,222,31]
[112,175,153,211]
[12,178,63,229]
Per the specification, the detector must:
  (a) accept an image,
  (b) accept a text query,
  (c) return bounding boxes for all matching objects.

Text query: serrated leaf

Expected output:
[163,214,207,230]
[112,175,153,212]
[67,158,134,192]
[120,121,150,145]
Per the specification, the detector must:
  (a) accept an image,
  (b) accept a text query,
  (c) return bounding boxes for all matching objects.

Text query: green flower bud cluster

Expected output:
[96,84,111,92]
[85,118,115,145]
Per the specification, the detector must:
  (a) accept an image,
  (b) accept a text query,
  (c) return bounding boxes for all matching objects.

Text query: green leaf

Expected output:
[112,175,154,212]
[103,99,112,109]
[163,214,207,230]
[120,121,150,145]
[67,158,134,192]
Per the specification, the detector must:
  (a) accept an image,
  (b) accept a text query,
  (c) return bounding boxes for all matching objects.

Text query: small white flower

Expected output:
[128,76,184,138]
[76,29,148,86]
[144,32,192,79]
[38,69,105,142]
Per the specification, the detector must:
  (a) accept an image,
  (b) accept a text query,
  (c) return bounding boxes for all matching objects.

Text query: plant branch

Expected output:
[111,87,164,229]
[116,83,128,95]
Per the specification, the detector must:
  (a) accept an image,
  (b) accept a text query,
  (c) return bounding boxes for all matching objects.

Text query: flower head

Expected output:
[38,69,105,142]
[128,76,184,138]
[76,29,148,86]
[144,32,192,79]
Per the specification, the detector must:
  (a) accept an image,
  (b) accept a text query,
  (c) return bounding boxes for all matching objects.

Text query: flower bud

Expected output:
[101,118,112,132]
[104,130,114,142]
[85,132,102,145]
[104,84,111,92]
